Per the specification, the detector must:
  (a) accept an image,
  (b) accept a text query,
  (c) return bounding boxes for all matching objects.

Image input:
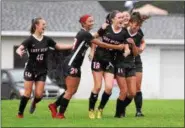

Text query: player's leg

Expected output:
[121,68,136,116]
[29,81,44,114]
[134,71,144,117]
[17,70,34,118]
[114,67,127,118]
[56,75,80,119]
[97,69,114,119]
[29,73,46,114]
[17,81,33,118]
[89,60,103,119]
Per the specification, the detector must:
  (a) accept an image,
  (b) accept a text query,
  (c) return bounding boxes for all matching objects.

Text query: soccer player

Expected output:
[16,17,73,118]
[122,11,147,117]
[48,14,127,119]
[114,12,147,118]
[88,10,131,119]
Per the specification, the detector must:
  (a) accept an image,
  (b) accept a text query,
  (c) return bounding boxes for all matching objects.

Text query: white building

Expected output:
[1,1,184,99]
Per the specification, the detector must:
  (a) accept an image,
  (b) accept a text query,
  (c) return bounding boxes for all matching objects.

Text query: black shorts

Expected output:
[115,63,136,77]
[24,68,47,82]
[63,59,81,78]
[91,58,114,74]
[135,63,143,73]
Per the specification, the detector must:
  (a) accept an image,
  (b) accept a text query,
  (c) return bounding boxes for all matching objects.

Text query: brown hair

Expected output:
[109,10,120,23]
[130,12,150,25]
[30,17,42,34]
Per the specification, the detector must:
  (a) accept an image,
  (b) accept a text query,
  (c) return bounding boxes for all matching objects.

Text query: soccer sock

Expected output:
[33,97,42,104]
[98,91,111,110]
[134,91,143,112]
[55,92,65,107]
[59,97,70,114]
[18,96,30,115]
[89,92,98,111]
[115,98,124,117]
[124,96,133,107]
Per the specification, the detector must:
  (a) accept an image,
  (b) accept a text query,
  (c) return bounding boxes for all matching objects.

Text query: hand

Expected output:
[123,49,130,57]
[101,23,109,29]
[118,44,125,51]
[16,48,25,57]
[127,38,135,45]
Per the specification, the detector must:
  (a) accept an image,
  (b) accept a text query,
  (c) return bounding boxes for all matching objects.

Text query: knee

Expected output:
[136,85,141,92]
[35,90,44,98]
[105,86,112,94]
[128,91,136,98]
[24,90,32,97]
[65,90,76,99]
[93,86,101,93]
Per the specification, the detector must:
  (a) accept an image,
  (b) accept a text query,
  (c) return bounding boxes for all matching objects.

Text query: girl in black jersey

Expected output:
[16,17,73,118]
[122,11,147,117]
[114,12,147,118]
[88,10,132,119]
[48,14,126,119]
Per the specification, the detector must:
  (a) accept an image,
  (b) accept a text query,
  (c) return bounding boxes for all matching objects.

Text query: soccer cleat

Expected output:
[97,109,103,119]
[135,112,144,117]
[29,100,36,114]
[55,113,65,119]
[48,103,57,118]
[88,110,95,119]
[17,114,24,118]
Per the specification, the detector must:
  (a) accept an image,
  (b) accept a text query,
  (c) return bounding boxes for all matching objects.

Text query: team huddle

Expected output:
[16,10,148,119]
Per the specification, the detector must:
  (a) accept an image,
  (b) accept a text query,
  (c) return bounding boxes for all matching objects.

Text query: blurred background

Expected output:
[1,0,184,100]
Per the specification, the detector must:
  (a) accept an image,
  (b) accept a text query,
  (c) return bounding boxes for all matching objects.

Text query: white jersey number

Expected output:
[36,54,44,61]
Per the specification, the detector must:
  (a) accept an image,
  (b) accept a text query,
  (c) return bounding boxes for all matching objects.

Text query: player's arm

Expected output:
[91,38,124,51]
[16,45,25,57]
[88,43,96,61]
[127,38,139,56]
[55,43,73,50]
[138,39,146,54]
[16,38,30,57]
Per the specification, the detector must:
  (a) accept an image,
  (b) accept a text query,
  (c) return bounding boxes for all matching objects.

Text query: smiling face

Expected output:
[81,16,94,31]
[122,11,131,26]
[35,19,46,34]
[112,12,124,28]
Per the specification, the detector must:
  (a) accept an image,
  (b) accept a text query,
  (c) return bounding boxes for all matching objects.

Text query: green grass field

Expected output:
[1,99,184,127]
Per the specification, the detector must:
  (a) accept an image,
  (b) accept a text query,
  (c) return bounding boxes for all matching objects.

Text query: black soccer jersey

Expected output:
[67,29,94,68]
[116,28,144,65]
[21,35,56,72]
[94,25,128,62]
[131,29,144,64]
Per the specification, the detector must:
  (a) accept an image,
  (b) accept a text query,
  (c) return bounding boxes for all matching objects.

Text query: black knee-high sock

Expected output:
[115,98,124,117]
[59,97,70,114]
[55,92,65,107]
[98,91,111,110]
[18,96,30,115]
[33,97,42,104]
[134,91,142,112]
[89,92,98,111]
[123,96,132,108]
